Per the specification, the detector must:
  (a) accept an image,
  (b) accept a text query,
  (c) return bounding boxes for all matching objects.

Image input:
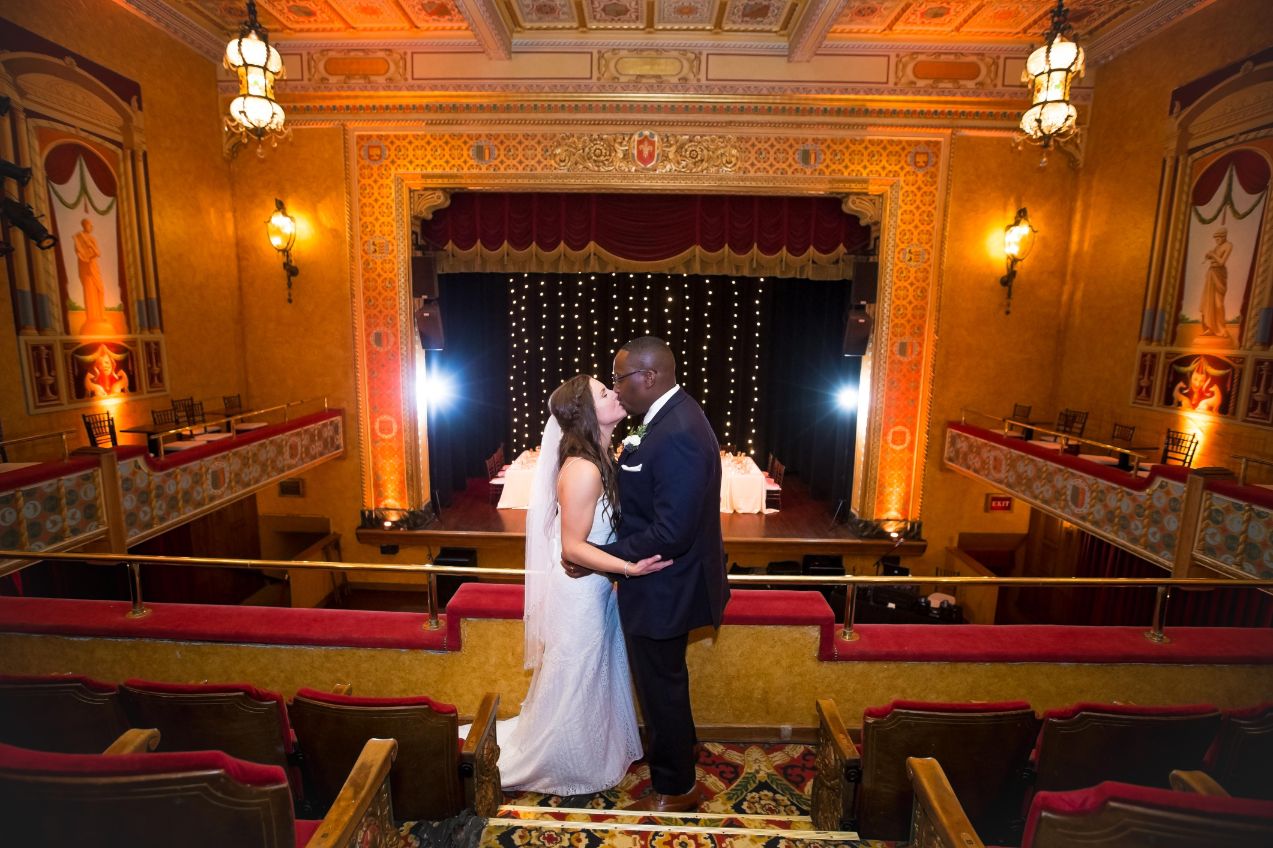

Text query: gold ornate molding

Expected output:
[550,131,740,174]
[596,50,702,84]
[409,188,452,222]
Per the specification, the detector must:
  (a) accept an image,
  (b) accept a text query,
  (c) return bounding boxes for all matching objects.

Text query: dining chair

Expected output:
[1161,429,1200,467]
[223,394,269,431]
[1012,403,1032,421]
[81,412,118,448]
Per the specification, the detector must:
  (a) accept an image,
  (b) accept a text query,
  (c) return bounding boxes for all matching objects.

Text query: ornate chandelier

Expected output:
[1019,0,1085,157]
[224,1,288,152]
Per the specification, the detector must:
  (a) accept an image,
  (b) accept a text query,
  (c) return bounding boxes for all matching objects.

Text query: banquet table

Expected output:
[495,450,770,513]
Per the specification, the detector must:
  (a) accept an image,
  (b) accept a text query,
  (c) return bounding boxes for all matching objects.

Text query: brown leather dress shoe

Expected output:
[621,786,701,813]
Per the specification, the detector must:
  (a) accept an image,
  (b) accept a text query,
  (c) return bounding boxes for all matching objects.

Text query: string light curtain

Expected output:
[420,193,870,280]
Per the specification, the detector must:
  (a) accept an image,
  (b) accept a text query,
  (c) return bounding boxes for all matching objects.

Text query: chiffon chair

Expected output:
[765,457,784,509]
[81,411,118,448]
[904,757,1273,848]
[223,394,270,431]
[291,687,500,820]
[1030,702,1221,796]
[812,698,1040,842]
[0,734,398,848]
[0,674,129,753]
[1161,428,1200,467]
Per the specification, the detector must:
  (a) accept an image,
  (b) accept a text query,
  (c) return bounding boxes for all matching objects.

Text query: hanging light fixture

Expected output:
[224,1,288,153]
[1019,0,1085,160]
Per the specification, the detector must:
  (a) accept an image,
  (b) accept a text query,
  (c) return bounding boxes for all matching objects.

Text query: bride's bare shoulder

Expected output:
[558,457,602,496]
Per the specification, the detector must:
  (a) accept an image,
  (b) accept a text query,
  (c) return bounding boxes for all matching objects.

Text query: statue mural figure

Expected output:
[74,218,113,335]
[1199,228,1233,338]
[81,344,129,397]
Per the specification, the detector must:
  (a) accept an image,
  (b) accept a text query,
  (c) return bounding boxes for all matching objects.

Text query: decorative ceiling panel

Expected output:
[721,0,797,32]
[254,0,350,31]
[325,0,413,28]
[889,0,981,32]
[655,0,717,28]
[830,0,1159,40]
[510,0,579,27]
[584,0,645,28]
[398,0,470,28]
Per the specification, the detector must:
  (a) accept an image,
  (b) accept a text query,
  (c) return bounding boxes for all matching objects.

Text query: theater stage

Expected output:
[355,476,926,571]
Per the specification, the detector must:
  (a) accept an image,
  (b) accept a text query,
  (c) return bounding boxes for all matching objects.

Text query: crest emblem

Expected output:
[633,130,660,169]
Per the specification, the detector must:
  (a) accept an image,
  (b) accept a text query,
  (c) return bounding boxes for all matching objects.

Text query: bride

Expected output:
[493,374,671,796]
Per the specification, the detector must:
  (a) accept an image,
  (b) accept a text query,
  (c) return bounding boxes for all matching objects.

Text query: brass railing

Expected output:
[0,429,75,462]
[154,396,331,457]
[3,549,1271,647]
[959,408,1151,473]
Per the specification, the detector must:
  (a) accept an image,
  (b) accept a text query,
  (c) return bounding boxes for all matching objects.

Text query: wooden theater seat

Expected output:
[905,757,1273,848]
[0,674,130,753]
[291,687,501,820]
[1204,701,1273,800]
[811,698,1039,842]
[119,679,297,779]
[1032,702,1221,794]
[0,733,398,848]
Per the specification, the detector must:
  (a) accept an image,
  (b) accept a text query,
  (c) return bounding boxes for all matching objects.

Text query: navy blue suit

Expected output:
[601,387,729,794]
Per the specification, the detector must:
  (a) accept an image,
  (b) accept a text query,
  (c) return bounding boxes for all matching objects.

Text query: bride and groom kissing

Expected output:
[486,335,730,813]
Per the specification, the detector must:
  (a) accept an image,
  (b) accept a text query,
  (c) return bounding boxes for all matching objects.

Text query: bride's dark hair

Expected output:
[549,374,620,534]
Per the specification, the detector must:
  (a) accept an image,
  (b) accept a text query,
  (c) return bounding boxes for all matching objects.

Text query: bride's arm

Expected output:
[558,459,671,577]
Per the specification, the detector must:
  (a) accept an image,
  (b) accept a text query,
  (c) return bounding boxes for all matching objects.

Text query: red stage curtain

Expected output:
[1075,533,1273,628]
[420,193,871,278]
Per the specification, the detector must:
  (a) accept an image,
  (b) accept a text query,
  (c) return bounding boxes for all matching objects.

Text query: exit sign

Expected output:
[985,494,1014,512]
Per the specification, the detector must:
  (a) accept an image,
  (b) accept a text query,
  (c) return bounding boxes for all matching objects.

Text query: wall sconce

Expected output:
[266,198,299,303]
[999,207,1037,314]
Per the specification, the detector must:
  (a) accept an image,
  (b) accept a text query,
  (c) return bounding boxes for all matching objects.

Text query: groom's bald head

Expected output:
[612,336,676,414]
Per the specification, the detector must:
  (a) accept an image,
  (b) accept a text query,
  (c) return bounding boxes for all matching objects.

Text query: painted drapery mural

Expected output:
[1136,47,1273,430]
[0,18,165,412]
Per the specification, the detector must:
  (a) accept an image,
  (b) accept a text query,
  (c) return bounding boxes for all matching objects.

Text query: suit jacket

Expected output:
[601,388,730,639]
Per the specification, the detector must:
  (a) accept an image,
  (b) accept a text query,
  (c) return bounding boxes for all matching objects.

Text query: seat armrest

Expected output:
[906,757,985,848]
[306,738,398,848]
[461,691,501,817]
[811,698,862,831]
[1170,769,1230,797]
[103,728,161,755]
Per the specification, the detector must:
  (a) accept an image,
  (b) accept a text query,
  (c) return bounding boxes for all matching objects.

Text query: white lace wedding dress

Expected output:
[475,494,642,796]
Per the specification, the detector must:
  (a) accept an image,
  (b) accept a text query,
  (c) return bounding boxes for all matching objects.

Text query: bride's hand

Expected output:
[628,554,673,576]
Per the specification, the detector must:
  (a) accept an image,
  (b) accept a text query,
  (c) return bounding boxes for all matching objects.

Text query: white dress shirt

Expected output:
[643,384,680,426]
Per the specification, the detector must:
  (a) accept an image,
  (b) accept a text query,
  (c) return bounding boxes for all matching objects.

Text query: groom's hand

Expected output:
[561,558,591,579]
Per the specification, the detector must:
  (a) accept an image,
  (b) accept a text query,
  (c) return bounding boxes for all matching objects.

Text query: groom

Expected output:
[568,336,729,812]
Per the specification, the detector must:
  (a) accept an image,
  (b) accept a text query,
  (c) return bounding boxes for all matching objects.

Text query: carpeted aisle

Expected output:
[398,743,896,848]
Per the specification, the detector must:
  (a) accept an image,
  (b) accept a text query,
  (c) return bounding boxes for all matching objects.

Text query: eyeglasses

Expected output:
[611,368,650,386]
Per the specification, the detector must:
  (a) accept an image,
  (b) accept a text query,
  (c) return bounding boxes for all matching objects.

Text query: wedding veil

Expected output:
[522,414,562,670]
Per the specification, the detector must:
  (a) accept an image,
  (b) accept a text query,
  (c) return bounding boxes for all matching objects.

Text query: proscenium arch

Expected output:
[345,126,951,523]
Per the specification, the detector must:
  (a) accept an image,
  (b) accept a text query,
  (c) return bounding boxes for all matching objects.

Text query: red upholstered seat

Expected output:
[0,738,395,848]
[1205,701,1273,800]
[0,673,129,753]
[1023,781,1273,847]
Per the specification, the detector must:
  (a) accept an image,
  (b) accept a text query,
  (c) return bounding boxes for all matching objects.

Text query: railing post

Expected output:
[425,570,442,631]
[840,583,859,642]
[125,560,150,619]
[1144,585,1170,644]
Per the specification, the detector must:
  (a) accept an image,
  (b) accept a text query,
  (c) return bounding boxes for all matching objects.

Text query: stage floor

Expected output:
[356,476,926,568]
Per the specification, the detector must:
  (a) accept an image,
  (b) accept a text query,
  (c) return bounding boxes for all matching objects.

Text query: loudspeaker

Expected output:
[843,305,872,356]
[851,259,878,304]
[411,254,439,300]
[415,299,445,350]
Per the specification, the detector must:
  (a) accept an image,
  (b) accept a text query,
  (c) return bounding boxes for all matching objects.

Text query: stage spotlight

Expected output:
[1,198,57,250]
[0,160,32,186]
[419,368,455,409]
[836,385,859,411]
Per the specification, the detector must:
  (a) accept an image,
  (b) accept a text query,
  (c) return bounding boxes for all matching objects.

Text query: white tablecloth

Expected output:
[495,451,769,513]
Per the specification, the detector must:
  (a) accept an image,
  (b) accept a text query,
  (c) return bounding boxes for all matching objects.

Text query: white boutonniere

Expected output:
[622,424,648,451]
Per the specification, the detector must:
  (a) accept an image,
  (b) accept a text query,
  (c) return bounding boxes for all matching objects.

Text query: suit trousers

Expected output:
[625,631,697,795]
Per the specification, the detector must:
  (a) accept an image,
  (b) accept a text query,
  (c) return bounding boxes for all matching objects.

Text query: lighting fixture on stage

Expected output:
[266,198,299,303]
[999,207,1036,314]
[836,384,859,411]
[1,197,58,250]
[224,0,288,153]
[0,159,32,186]
[1018,0,1085,162]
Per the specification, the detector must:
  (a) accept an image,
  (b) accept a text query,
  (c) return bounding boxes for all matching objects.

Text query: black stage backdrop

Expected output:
[427,272,858,505]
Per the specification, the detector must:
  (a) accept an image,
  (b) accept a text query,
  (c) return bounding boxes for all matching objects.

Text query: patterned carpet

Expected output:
[399,743,896,848]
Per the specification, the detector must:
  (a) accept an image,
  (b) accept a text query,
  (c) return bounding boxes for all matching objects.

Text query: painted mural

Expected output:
[1135,48,1273,431]
[0,18,166,413]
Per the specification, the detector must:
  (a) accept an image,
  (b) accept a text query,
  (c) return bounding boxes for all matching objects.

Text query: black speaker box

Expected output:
[415,300,445,350]
[843,306,872,356]
[411,254,439,300]
[851,259,878,304]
